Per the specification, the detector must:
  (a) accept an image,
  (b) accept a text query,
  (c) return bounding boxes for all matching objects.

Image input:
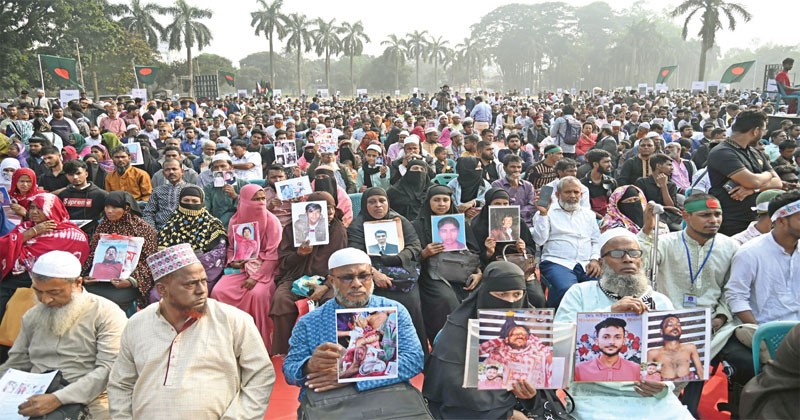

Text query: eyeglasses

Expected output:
[334,272,374,283]
[601,249,644,259]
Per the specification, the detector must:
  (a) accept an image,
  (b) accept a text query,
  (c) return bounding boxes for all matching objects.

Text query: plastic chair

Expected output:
[349,193,363,217]
[248,179,266,186]
[775,82,800,108]
[434,173,458,186]
[752,320,799,373]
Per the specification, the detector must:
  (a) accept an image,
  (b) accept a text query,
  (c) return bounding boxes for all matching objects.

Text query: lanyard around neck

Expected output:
[681,232,715,289]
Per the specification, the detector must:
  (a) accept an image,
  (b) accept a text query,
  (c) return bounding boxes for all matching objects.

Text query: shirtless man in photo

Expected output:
[646,315,704,381]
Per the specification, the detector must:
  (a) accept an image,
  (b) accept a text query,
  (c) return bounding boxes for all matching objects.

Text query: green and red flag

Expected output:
[39,54,81,87]
[720,61,755,84]
[134,65,159,85]
[219,71,235,87]
[656,65,677,84]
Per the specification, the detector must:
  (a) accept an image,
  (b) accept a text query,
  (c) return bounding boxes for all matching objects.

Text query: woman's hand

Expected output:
[465,207,481,219]
[373,270,393,289]
[484,237,496,257]
[35,220,57,235]
[229,260,245,269]
[422,242,444,259]
[242,278,257,290]
[10,203,26,217]
[464,272,483,291]
[515,238,526,253]
[111,279,132,289]
[297,240,313,256]
[510,379,537,400]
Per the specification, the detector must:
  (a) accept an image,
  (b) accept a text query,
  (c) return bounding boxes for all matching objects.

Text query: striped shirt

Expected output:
[527,161,557,190]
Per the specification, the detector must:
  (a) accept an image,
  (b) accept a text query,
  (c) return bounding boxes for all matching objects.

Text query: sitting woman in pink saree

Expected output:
[210,184,282,351]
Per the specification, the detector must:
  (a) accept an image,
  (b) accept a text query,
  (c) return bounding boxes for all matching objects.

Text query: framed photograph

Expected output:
[642,308,711,382]
[0,186,10,206]
[232,222,260,260]
[275,176,312,200]
[125,142,144,166]
[488,205,520,242]
[574,312,643,382]
[363,219,404,256]
[291,201,329,247]
[476,309,561,390]
[431,214,467,251]
[336,307,399,383]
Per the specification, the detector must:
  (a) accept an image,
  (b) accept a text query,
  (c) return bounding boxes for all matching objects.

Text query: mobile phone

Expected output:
[723,180,738,193]
[536,185,554,207]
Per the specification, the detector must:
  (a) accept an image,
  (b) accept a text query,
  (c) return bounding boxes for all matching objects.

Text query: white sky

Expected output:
[142,0,800,65]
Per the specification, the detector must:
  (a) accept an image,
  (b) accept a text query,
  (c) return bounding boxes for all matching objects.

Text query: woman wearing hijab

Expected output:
[0,158,20,192]
[423,261,541,419]
[61,145,79,162]
[81,191,157,312]
[67,133,91,157]
[158,186,228,292]
[413,185,482,343]
[311,166,353,226]
[0,193,90,321]
[270,191,348,355]
[448,156,491,219]
[386,158,433,221]
[101,132,122,152]
[347,187,427,356]
[211,184,282,350]
[90,144,115,174]
[9,168,43,218]
[438,127,453,148]
[599,185,669,234]
[7,141,29,168]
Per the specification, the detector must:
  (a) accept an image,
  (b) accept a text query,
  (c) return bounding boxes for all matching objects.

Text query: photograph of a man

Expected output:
[292,201,329,247]
[574,317,640,382]
[432,215,467,251]
[488,206,520,242]
[367,230,399,255]
[91,244,124,279]
[478,317,553,389]
[477,364,503,389]
[646,315,704,381]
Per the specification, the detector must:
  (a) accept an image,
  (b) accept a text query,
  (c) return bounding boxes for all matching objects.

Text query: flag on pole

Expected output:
[720,61,755,84]
[39,54,81,87]
[134,65,159,85]
[256,81,262,94]
[218,71,235,87]
[656,65,678,84]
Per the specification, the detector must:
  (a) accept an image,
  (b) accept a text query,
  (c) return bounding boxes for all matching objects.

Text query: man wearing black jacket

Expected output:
[59,160,107,236]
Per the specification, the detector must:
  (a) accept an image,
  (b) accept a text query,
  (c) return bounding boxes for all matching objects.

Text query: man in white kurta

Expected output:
[0,251,127,419]
[108,244,275,419]
[554,229,693,420]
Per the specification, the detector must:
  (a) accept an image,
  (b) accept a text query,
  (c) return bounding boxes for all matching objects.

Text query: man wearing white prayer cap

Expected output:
[283,247,424,411]
[555,229,692,420]
[0,251,127,418]
[109,244,275,419]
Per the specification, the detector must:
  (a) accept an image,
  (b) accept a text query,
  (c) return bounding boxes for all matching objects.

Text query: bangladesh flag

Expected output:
[39,54,81,87]
[219,71,235,87]
[135,65,159,85]
[720,61,755,84]
[656,65,677,84]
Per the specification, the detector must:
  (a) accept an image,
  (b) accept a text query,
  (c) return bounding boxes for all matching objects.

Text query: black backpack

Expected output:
[559,116,581,146]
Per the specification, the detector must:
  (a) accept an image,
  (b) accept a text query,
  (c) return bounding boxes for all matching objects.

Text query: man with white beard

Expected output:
[532,176,601,308]
[554,228,693,420]
[0,251,127,419]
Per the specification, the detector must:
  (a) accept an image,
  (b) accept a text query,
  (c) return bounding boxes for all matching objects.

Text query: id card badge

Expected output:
[683,293,698,308]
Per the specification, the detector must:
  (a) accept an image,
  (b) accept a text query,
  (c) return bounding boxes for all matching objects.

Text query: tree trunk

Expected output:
[297,47,302,96]
[92,68,99,102]
[434,58,438,92]
[698,42,708,81]
[350,55,355,97]
[269,36,274,88]
[325,48,331,93]
[416,53,420,89]
[187,46,193,97]
[395,55,400,92]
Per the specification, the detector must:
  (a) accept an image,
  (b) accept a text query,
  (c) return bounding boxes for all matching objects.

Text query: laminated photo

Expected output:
[336,307,399,383]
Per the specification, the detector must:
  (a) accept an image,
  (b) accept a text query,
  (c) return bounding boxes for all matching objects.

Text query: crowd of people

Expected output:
[0,76,798,419]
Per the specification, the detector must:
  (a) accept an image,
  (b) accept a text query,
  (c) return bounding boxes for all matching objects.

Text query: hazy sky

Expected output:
[140,0,799,65]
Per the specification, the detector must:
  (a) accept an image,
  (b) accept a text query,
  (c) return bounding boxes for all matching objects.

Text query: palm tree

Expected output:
[312,18,343,93]
[341,21,371,97]
[440,47,457,86]
[250,0,288,88]
[456,37,480,86]
[670,0,752,80]
[162,0,213,97]
[381,34,407,93]
[284,13,313,96]
[405,30,429,89]
[427,35,450,91]
[111,0,165,49]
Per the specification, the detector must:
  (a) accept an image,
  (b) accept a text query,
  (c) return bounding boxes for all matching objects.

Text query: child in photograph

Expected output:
[643,363,662,381]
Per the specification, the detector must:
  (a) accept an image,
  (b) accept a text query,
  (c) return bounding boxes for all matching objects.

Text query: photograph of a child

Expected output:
[431,214,468,251]
[488,205,520,242]
[232,222,260,260]
[336,307,399,383]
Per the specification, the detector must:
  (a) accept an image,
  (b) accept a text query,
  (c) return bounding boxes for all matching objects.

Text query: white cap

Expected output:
[32,251,82,278]
[639,122,650,130]
[211,153,232,163]
[404,134,420,145]
[366,144,382,153]
[611,120,622,127]
[126,124,138,131]
[328,248,372,270]
[599,228,638,251]
[425,127,438,134]
[399,130,410,137]
[645,131,660,139]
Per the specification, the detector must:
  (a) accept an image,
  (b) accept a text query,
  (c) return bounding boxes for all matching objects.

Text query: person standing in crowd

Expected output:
[109,244,275,419]
[707,111,783,236]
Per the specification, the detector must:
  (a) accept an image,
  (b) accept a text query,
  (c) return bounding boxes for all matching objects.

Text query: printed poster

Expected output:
[291,201,330,247]
[232,222,260,260]
[337,307,399,383]
[89,234,144,280]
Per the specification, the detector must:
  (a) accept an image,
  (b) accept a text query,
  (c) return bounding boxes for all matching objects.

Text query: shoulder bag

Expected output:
[299,382,433,420]
[427,250,480,285]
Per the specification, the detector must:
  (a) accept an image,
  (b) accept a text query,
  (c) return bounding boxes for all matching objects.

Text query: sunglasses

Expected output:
[601,249,643,259]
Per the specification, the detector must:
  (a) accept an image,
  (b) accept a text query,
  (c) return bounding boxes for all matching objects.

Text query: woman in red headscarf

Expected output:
[8,168,43,218]
[211,184,282,350]
[0,192,90,321]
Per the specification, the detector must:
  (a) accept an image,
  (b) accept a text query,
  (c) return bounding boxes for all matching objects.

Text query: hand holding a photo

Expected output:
[515,238,526,254]
[422,242,445,259]
[111,279,132,289]
[510,379,537,400]
[633,380,667,397]
[306,342,343,374]
[306,369,346,393]
[484,237,497,256]
[17,394,62,417]
[297,240,313,256]
[611,296,649,314]
[222,184,237,200]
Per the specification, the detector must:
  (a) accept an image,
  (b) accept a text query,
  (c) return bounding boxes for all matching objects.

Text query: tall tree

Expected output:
[456,37,482,87]
[405,30,429,89]
[250,0,287,88]
[284,13,313,95]
[381,34,407,92]
[312,18,343,93]
[110,0,165,49]
[427,35,450,91]
[341,21,371,96]
[670,0,752,80]
[161,0,213,97]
